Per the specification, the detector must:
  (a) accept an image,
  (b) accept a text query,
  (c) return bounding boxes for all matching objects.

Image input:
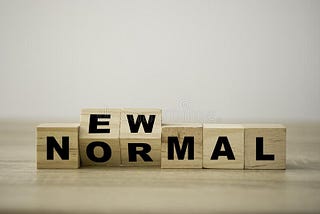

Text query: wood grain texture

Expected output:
[79,108,121,166]
[203,124,244,169]
[1,121,320,214]
[161,124,203,168]
[37,123,80,169]
[120,109,161,166]
[244,124,286,169]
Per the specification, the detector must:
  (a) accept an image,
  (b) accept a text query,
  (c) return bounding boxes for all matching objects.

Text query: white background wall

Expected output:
[0,0,319,123]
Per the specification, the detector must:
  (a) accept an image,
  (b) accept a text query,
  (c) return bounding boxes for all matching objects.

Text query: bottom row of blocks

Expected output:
[37,123,286,169]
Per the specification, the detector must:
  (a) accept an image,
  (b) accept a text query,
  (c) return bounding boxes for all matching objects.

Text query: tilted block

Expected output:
[120,108,161,166]
[203,124,244,169]
[37,123,80,169]
[79,108,121,166]
[244,124,286,169]
[161,124,203,168]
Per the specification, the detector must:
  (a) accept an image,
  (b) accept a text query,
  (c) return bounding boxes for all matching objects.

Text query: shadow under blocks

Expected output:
[36,108,286,169]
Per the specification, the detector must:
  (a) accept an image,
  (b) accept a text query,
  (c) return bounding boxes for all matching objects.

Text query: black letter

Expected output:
[256,137,274,160]
[47,136,69,160]
[89,114,111,133]
[168,136,194,160]
[127,115,155,133]
[128,143,153,162]
[86,141,112,162]
[211,136,235,160]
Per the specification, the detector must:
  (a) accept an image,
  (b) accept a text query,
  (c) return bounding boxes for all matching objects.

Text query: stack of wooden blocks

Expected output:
[37,108,286,169]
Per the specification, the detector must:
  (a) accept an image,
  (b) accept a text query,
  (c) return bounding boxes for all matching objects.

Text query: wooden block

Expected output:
[244,124,286,169]
[37,123,80,169]
[161,124,202,168]
[79,108,121,166]
[120,108,161,166]
[203,124,244,169]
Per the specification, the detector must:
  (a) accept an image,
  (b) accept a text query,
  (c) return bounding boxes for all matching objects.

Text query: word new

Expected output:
[36,108,286,169]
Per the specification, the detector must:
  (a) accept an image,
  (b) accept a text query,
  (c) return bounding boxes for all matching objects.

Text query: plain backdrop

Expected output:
[0,0,319,123]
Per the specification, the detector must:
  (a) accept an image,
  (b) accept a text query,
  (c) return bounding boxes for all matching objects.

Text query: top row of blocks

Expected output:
[80,108,162,139]
[37,108,286,169]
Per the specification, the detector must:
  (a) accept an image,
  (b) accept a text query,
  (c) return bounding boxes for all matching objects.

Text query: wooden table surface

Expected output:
[0,121,319,214]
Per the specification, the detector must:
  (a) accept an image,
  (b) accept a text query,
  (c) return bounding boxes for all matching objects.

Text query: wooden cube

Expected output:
[244,124,286,169]
[37,123,80,169]
[120,108,161,166]
[79,108,121,166]
[161,124,202,168]
[203,124,244,169]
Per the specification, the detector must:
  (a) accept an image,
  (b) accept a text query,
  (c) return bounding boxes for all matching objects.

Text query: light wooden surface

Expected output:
[0,121,320,214]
